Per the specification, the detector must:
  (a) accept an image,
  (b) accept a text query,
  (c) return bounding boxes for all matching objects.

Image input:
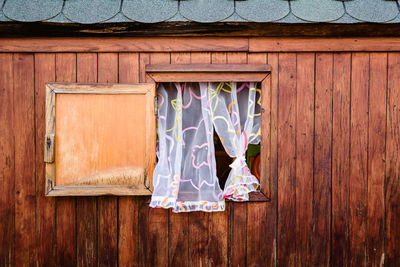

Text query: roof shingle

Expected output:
[3,0,62,22]
[291,0,345,22]
[1,0,399,24]
[345,0,399,22]
[63,0,121,24]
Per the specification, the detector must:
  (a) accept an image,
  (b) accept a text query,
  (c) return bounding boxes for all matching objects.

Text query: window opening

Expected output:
[150,82,262,212]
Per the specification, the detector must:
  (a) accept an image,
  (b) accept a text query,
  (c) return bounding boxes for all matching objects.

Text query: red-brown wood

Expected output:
[246,52,268,267]
[13,53,36,266]
[313,53,333,266]
[0,53,14,267]
[118,52,140,267]
[35,53,57,266]
[227,52,249,267]
[277,52,297,266]
[385,52,400,266]
[138,52,170,267]
[168,52,190,267]
[76,52,98,267]
[295,53,314,267]
[188,52,211,267]
[367,53,387,267]
[249,37,400,52]
[209,51,229,267]
[2,39,400,266]
[55,53,77,267]
[266,52,279,267]
[0,37,248,53]
[332,52,351,266]
[97,52,119,267]
[349,52,369,266]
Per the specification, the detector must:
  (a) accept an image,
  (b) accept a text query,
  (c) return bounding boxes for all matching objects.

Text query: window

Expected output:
[146,64,271,212]
[44,83,156,196]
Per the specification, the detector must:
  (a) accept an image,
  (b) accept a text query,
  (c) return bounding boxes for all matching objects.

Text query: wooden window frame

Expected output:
[146,63,272,201]
[44,83,156,196]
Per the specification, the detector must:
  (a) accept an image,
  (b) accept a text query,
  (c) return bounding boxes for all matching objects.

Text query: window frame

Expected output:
[44,82,156,196]
[146,63,272,201]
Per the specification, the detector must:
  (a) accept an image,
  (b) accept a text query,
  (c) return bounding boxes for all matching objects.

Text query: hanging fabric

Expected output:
[207,82,261,201]
[150,82,261,212]
[150,82,225,212]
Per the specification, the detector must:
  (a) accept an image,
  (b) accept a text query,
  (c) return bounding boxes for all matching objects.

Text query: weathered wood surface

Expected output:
[3,37,400,53]
[1,22,400,38]
[1,48,399,266]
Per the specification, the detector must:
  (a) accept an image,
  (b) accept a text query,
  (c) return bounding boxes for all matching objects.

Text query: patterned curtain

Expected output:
[150,82,261,212]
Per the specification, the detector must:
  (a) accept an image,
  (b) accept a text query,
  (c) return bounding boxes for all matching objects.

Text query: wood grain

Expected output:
[138,52,169,267]
[55,52,77,267]
[118,52,140,267]
[349,53,369,266]
[97,52,118,267]
[385,52,400,266]
[367,53,387,267]
[225,52,248,267]
[208,51,229,267]
[332,53,351,267]
[13,53,36,266]
[277,53,296,266]
[0,53,14,267]
[146,63,271,73]
[313,53,333,266]
[148,72,268,82]
[187,52,212,267]
[264,52,279,267]
[246,52,268,267]
[250,37,400,52]
[168,52,190,267]
[35,53,57,266]
[0,37,248,52]
[295,53,314,267]
[76,53,98,267]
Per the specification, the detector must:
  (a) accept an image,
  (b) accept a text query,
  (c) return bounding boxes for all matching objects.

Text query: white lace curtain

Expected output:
[150,82,261,212]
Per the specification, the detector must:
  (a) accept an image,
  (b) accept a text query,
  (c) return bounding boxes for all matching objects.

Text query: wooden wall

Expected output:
[1,42,400,266]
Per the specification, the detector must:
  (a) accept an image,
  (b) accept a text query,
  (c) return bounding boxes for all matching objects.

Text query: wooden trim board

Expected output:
[146,63,271,82]
[2,37,400,52]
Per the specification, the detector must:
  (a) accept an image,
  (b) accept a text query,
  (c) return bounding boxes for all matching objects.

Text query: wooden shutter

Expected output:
[44,83,156,196]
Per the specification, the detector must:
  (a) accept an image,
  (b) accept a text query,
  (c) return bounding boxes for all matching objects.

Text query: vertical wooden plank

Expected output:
[76,53,98,267]
[246,53,268,267]
[209,51,229,267]
[266,52,279,267]
[97,52,119,267]
[295,53,314,267]
[187,52,212,267]
[385,52,400,266]
[167,52,190,267]
[35,53,57,266]
[118,52,140,267]
[138,52,169,267]
[349,52,369,266]
[0,53,14,267]
[332,53,351,267]
[55,53,77,267]
[13,53,36,266]
[138,53,151,267]
[367,53,387,267]
[277,53,297,266]
[226,52,249,267]
[313,53,333,266]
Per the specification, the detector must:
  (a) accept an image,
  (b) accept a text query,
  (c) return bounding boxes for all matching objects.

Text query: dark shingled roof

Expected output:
[1,0,400,24]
